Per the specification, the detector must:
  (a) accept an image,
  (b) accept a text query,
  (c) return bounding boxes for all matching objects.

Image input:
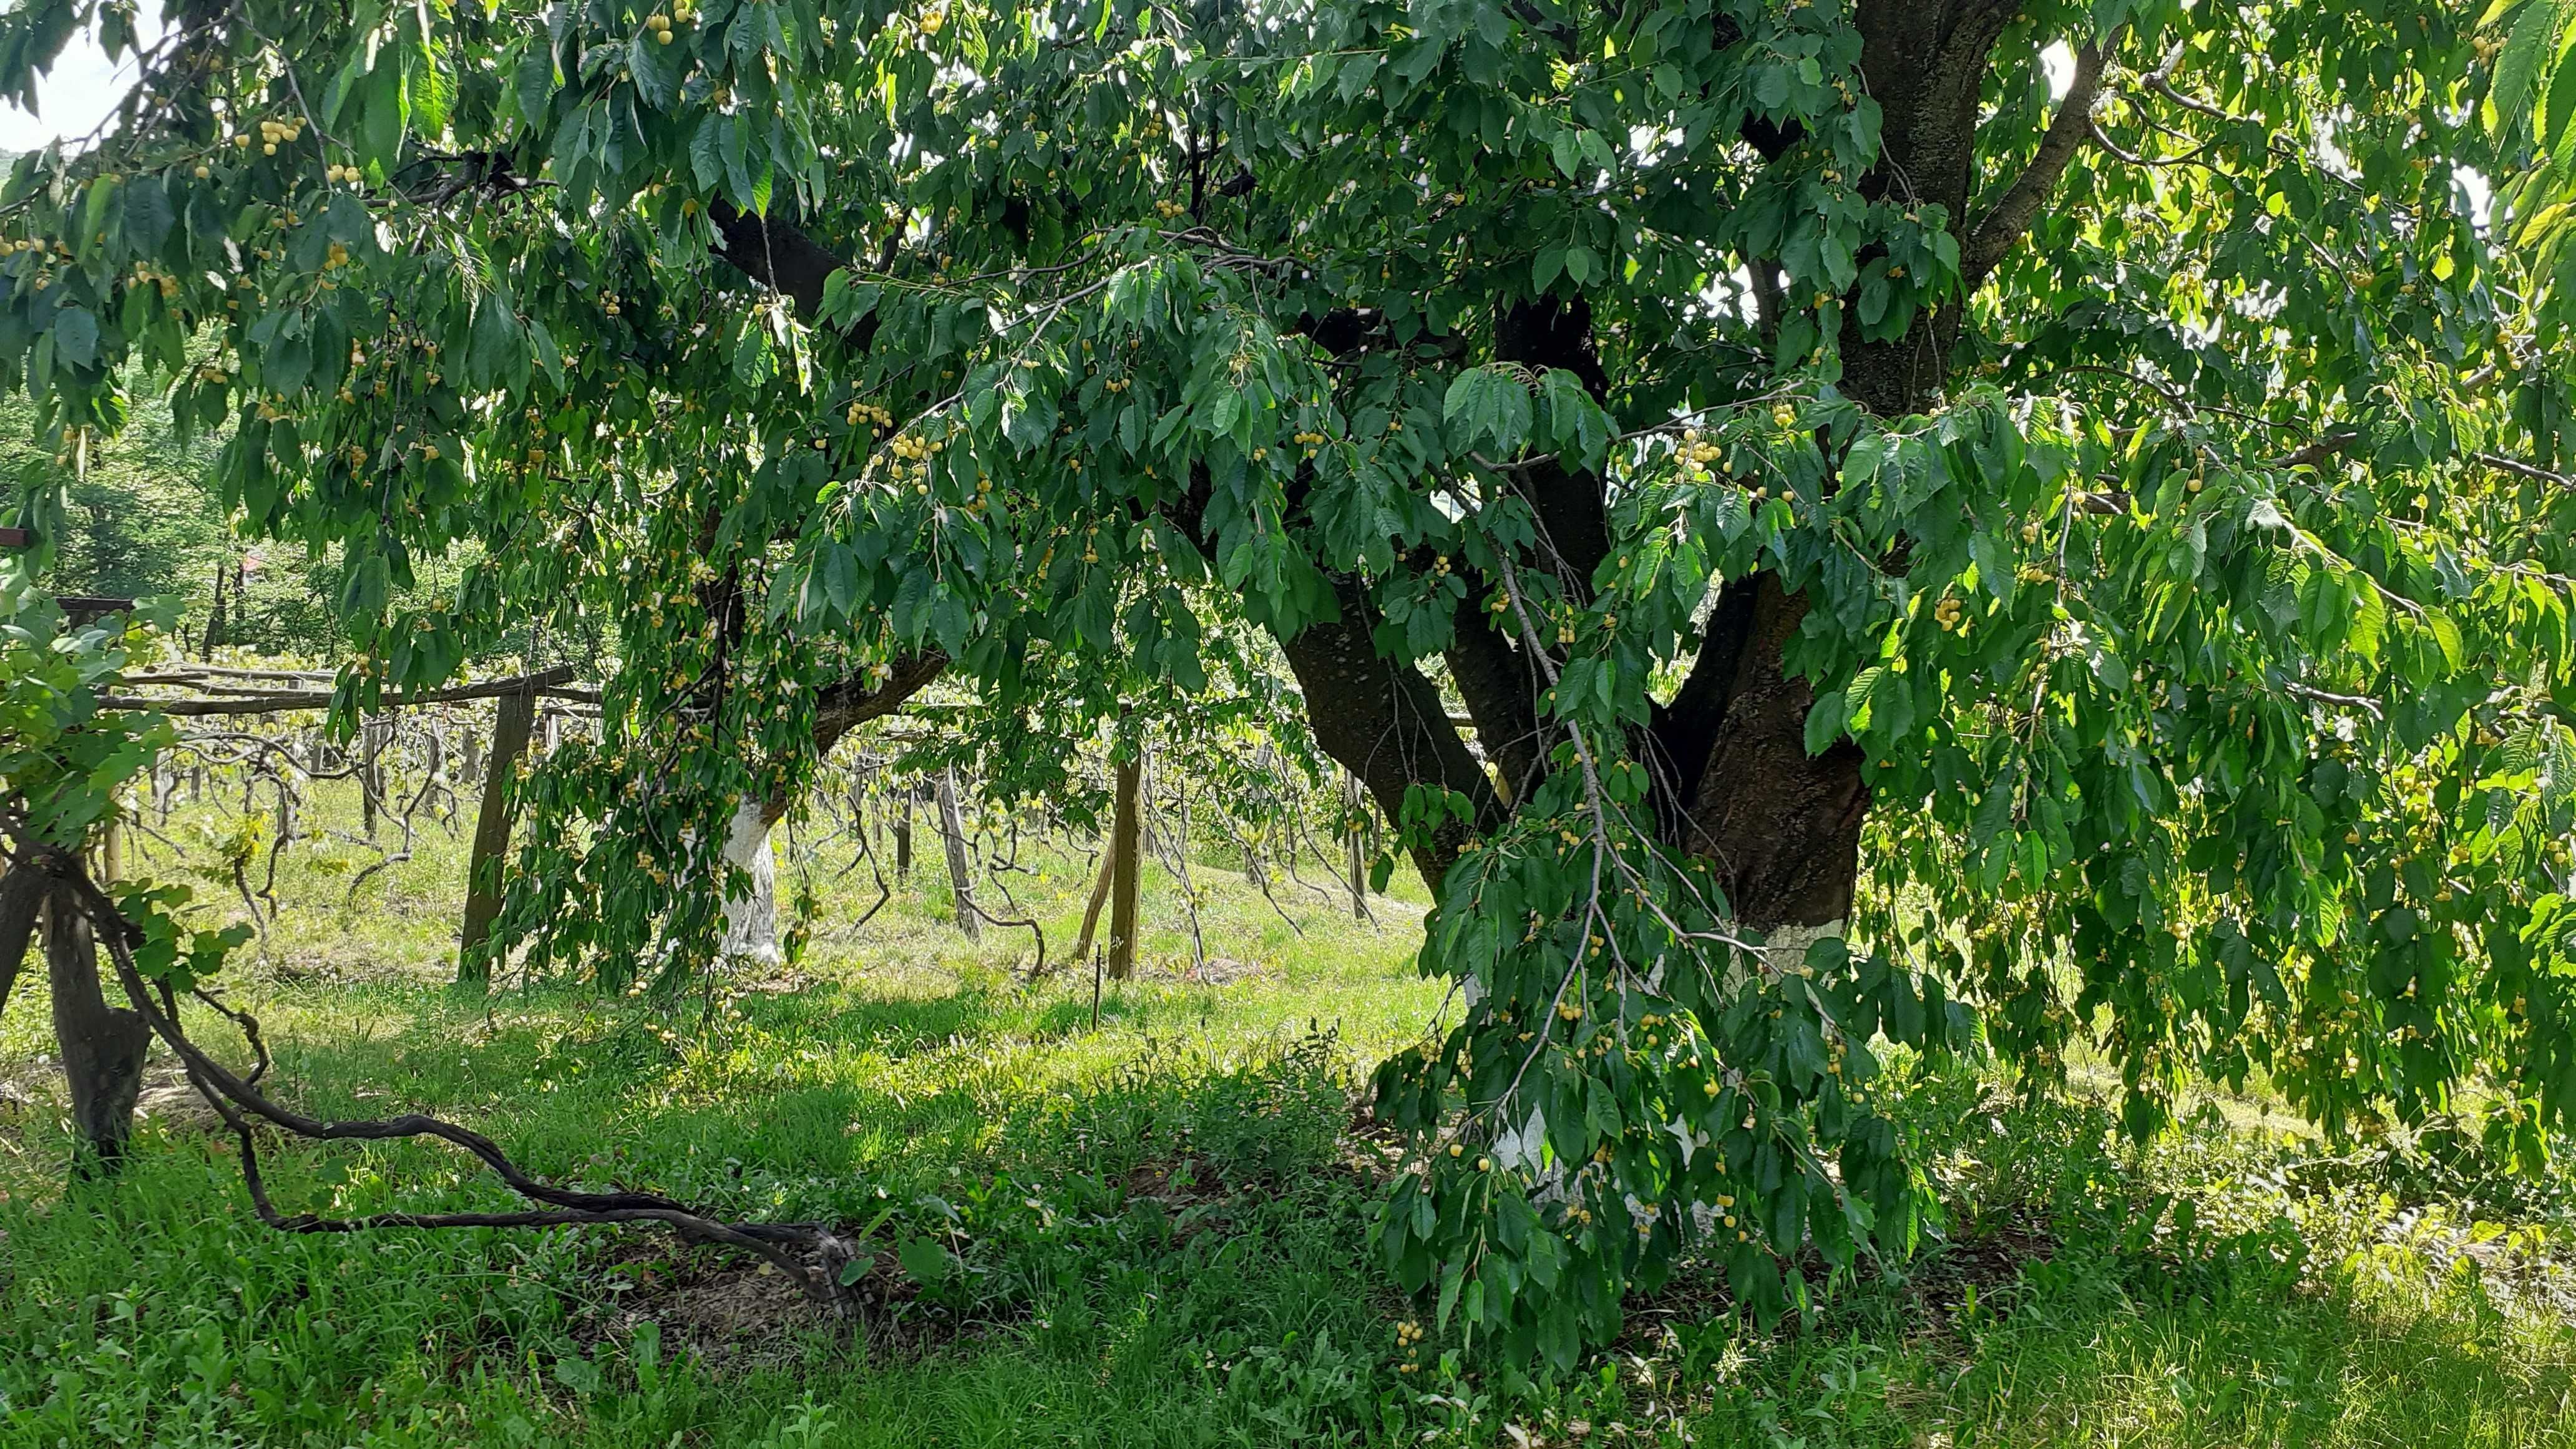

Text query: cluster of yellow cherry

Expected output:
[240,115,305,155]
[885,431,942,490]
[1392,1318,1429,1372]
[1676,427,1723,472]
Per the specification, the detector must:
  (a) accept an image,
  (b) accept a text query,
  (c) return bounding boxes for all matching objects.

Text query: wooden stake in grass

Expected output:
[1343,770,1367,922]
[892,787,914,881]
[936,768,980,941]
[1106,747,1143,981]
[457,686,538,988]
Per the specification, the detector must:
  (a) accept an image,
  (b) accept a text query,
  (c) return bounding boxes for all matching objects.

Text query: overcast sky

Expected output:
[0,0,162,155]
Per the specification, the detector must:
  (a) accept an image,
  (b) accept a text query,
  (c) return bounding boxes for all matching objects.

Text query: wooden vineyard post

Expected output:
[935,768,980,941]
[457,685,539,987]
[1106,747,1144,980]
[359,713,386,836]
[1344,771,1367,921]
[893,788,914,881]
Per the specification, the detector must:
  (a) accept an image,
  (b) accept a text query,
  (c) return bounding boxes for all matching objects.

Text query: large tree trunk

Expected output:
[717,798,782,966]
[935,768,980,941]
[0,864,42,1020]
[46,882,150,1176]
[457,685,539,987]
[1105,752,1143,979]
[1672,577,1871,932]
[1643,1,2038,934]
[683,12,2072,939]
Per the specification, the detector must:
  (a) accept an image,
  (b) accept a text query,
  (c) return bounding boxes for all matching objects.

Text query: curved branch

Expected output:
[2,834,861,1305]
[1963,40,2110,289]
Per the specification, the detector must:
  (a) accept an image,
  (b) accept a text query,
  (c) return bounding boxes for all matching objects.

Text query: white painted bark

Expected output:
[718,798,781,966]
[1762,919,1845,970]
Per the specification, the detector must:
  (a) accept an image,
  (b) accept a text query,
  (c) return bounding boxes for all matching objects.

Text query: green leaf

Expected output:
[122,173,173,255]
[1803,686,1847,754]
[895,1236,950,1287]
[514,40,559,124]
[2495,0,2562,133]
[51,308,99,369]
[465,296,527,391]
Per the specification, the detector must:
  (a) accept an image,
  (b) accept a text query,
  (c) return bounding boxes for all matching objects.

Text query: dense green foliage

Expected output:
[0,377,223,604]
[1,0,2572,1359]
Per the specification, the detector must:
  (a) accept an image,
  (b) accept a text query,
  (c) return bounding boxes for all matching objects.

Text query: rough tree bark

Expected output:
[935,768,980,942]
[46,882,150,1176]
[1105,751,1143,980]
[0,864,41,1022]
[456,685,539,988]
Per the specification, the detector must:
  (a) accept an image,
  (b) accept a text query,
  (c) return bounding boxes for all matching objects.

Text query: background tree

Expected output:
[1,0,2571,1360]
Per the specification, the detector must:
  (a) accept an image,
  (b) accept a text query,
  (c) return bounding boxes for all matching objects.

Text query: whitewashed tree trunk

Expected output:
[718,798,781,967]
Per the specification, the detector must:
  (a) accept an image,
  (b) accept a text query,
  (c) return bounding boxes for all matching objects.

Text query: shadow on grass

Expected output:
[8,975,2575,1449]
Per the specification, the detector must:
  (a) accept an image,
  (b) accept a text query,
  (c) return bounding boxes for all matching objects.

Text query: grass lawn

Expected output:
[4,782,2574,1447]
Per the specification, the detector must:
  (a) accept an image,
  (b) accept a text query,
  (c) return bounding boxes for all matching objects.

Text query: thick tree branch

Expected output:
[766,649,952,827]
[1493,296,1614,593]
[810,650,950,756]
[1169,472,1501,886]
[1963,40,2109,288]
[1646,575,1760,819]
[709,199,857,323]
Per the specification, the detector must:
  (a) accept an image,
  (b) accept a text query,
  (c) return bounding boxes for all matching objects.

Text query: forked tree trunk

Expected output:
[1105,752,1143,980]
[935,769,980,941]
[46,882,150,1176]
[1674,575,1871,934]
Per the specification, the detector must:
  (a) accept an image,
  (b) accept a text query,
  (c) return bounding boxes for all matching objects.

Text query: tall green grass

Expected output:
[4,783,2573,1447]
